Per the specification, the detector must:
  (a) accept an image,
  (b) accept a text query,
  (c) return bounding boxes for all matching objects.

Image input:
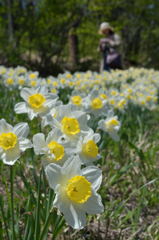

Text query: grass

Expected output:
[0,84,159,240]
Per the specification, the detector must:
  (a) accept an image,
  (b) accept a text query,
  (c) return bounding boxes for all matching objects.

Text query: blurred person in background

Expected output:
[99,22,122,72]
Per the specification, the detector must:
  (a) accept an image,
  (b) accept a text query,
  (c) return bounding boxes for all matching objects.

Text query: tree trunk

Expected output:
[7,0,14,44]
[68,28,79,70]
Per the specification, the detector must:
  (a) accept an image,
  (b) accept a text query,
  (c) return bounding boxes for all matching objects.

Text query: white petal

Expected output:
[82,191,104,214]
[78,114,89,131]
[38,86,48,94]
[51,118,61,129]
[33,133,46,154]
[19,138,32,151]
[72,110,84,119]
[2,145,20,165]
[46,129,64,144]
[45,163,61,189]
[54,195,86,229]
[61,156,81,177]
[83,129,94,142]
[13,122,29,138]
[27,108,37,120]
[0,119,13,133]
[46,130,58,143]
[107,109,114,118]
[20,88,33,101]
[91,90,99,99]
[82,166,102,191]
[41,116,48,128]
[79,153,95,166]
[14,102,28,114]
[59,105,72,118]
[93,133,101,143]
[45,95,57,108]
[98,119,105,130]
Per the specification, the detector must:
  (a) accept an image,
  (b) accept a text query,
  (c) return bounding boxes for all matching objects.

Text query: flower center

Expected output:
[29,73,36,79]
[47,141,64,161]
[128,88,133,93]
[106,119,119,130]
[109,99,115,105]
[28,93,46,109]
[18,79,25,85]
[82,140,98,158]
[60,78,66,84]
[51,88,57,94]
[0,132,18,150]
[146,96,152,102]
[61,117,80,135]
[71,96,82,106]
[91,98,103,109]
[66,176,92,204]
[117,99,126,109]
[111,90,117,96]
[6,78,14,85]
[30,81,37,87]
[66,73,72,78]
[52,81,58,87]
[100,93,108,99]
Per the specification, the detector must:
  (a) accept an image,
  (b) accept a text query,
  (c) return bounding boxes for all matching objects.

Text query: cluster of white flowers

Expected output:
[0,65,158,110]
[1,65,158,229]
[0,81,122,229]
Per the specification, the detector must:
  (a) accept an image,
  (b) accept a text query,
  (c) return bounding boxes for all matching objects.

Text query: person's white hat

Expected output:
[99,22,113,34]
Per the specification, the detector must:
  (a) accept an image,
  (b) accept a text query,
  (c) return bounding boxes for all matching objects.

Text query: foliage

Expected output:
[0,0,159,74]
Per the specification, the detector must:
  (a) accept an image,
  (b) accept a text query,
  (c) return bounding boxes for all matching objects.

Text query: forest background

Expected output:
[0,0,159,76]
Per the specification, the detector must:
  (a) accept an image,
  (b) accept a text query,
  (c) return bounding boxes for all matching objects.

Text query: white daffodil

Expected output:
[41,101,62,128]
[0,119,32,165]
[27,71,39,81]
[69,90,85,109]
[14,86,58,120]
[16,76,27,88]
[49,104,90,142]
[33,128,72,166]
[82,89,108,116]
[73,129,101,165]
[115,97,127,111]
[45,157,104,229]
[15,66,27,75]
[98,111,121,141]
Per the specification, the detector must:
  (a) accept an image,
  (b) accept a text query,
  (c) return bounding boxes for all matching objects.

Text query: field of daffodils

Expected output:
[0,66,159,239]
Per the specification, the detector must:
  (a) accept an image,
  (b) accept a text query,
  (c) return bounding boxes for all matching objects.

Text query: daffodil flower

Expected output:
[98,111,121,141]
[14,86,58,120]
[73,129,101,165]
[45,157,104,229]
[33,128,72,166]
[49,104,90,141]
[82,89,107,116]
[40,101,62,128]
[68,91,85,110]
[0,119,32,165]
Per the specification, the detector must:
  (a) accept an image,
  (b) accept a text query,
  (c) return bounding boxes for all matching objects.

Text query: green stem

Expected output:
[46,189,54,219]
[53,215,65,239]
[34,170,42,239]
[39,211,53,240]
[10,165,16,240]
